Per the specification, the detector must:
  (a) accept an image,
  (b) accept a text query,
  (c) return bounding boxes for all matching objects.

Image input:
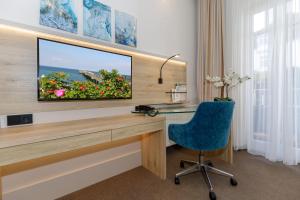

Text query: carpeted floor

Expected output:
[59,147,300,200]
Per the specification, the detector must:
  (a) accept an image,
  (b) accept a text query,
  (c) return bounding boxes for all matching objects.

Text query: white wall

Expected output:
[0,0,197,102]
[0,0,197,199]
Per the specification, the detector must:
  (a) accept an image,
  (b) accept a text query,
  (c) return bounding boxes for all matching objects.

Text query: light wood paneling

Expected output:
[112,121,164,141]
[223,134,233,164]
[0,115,167,199]
[0,115,162,148]
[0,130,111,166]
[0,115,165,149]
[0,28,186,115]
[0,167,2,200]
[1,136,142,177]
[141,121,166,179]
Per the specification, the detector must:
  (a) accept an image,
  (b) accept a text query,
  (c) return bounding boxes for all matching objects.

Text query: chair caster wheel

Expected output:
[180,161,185,168]
[174,177,180,185]
[230,178,238,186]
[209,191,217,200]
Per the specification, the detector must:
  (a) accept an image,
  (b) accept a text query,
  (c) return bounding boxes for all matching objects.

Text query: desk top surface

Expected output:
[157,105,197,114]
[131,105,197,115]
[0,114,165,149]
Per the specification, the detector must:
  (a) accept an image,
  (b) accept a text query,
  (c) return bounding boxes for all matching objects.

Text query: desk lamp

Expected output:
[158,54,180,84]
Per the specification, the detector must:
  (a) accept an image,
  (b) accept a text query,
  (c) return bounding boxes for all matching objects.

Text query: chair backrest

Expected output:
[187,101,235,151]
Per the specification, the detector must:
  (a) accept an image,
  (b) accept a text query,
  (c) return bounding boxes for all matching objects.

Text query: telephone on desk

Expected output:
[135,105,159,117]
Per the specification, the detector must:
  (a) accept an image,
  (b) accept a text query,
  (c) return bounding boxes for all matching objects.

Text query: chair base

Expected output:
[174,154,237,200]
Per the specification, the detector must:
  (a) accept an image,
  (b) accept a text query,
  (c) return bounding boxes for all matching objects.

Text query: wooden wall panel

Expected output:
[0,28,186,115]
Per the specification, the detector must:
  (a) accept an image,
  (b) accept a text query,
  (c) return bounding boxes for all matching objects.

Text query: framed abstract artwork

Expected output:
[115,10,137,48]
[40,0,78,33]
[83,0,112,41]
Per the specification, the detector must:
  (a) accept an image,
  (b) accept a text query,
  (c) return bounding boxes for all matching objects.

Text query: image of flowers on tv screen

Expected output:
[39,69,131,100]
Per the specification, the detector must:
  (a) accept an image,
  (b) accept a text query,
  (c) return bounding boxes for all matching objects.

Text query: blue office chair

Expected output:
[169,101,237,200]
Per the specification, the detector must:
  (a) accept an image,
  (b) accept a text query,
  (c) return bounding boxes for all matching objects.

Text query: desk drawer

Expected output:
[112,121,164,141]
[0,130,111,166]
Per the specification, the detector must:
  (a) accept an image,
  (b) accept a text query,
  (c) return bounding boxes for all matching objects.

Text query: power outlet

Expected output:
[7,114,33,127]
[0,115,6,128]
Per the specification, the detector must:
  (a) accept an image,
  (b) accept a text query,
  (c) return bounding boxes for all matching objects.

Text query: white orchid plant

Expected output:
[206,72,251,100]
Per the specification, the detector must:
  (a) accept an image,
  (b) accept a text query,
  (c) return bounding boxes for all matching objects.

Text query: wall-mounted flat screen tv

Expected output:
[38,38,132,101]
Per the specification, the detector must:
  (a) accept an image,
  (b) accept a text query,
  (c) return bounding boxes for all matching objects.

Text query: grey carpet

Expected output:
[58,147,300,200]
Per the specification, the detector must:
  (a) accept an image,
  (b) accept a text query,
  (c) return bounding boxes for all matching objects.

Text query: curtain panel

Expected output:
[225,0,300,165]
[197,0,225,101]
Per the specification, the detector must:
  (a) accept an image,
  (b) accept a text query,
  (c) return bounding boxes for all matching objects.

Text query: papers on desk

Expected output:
[172,84,187,103]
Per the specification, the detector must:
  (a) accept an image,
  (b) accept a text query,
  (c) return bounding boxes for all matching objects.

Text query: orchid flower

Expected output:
[206,71,251,99]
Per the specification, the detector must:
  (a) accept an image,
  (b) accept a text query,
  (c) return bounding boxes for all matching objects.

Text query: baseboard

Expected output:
[3,150,141,200]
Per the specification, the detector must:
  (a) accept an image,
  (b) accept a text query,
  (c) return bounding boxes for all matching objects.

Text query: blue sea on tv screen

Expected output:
[39,66,131,83]
[40,66,90,82]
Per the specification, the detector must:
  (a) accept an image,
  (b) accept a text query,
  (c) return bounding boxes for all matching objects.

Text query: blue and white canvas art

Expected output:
[83,0,112,41]
[115,11,137,47]
[40,0,78,33]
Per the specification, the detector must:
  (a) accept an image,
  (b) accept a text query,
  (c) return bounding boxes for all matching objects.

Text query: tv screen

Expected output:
[37,38,132,101]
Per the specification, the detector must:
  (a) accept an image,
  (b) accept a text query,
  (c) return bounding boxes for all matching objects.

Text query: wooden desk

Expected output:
[0,115,166,200]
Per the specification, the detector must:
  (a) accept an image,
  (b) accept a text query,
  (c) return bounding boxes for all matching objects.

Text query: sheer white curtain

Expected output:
[225,0,300,165]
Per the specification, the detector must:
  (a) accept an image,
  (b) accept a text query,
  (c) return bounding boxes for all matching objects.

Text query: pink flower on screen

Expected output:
[54,89,65,97]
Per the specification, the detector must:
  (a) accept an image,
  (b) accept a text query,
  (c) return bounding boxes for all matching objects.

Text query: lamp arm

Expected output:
[159,55,178,78]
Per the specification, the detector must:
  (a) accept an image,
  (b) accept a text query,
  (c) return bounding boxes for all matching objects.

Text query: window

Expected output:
[252,9,273,137]
[252,1,300,147]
